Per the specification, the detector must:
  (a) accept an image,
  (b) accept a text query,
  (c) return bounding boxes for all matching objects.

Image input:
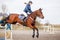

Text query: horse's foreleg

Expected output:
[32,28,35,38]
[34,26,39,38]
[26,23,36,38]
[36,28,39,38]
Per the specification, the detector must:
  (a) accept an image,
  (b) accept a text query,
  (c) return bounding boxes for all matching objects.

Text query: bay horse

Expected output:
[3,8,44,38]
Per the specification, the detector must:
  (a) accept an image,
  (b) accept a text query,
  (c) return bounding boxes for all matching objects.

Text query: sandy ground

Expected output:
[0,29,5,40]
[12,30,60,40]
[0,24,60,40]
[0,29,60,40]
[0,29,5,37]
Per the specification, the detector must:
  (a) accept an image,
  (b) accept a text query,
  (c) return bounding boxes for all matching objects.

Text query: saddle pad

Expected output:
[18,15,25,20]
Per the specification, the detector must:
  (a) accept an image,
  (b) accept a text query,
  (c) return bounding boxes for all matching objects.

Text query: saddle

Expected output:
[19,14,27,22]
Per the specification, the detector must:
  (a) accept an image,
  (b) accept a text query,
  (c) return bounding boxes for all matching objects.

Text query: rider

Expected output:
[19,1,33,21]
[24,1,33,16]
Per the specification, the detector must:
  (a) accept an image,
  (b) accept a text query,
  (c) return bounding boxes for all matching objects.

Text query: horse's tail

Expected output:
[5,15,10,20]
[7,15,10,20]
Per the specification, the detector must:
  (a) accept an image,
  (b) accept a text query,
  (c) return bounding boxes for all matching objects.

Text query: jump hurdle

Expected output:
[5,24,13,40]
[42,24,55,34]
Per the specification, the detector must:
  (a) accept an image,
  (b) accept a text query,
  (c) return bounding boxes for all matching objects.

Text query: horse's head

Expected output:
[36,8,44,19]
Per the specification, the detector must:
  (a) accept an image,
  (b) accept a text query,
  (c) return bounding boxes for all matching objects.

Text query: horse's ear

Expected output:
[39,8,42,11]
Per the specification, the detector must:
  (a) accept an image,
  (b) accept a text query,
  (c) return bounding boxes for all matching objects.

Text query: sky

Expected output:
[0,0,60,24]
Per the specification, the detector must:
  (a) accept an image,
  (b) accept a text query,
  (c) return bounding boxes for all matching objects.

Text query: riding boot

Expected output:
[23,17,26,21]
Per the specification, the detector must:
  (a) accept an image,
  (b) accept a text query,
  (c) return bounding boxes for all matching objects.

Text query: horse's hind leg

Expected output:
[32,28,35,38]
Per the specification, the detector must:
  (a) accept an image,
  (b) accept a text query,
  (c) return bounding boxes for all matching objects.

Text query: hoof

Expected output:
[32,35,35,38]
[36,35,39,38]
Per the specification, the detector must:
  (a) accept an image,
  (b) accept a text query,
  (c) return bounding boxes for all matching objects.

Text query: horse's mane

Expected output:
[29,10,37,15]
[28,10,38,21]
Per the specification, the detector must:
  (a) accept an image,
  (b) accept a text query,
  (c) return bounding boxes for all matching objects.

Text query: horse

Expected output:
[3,8,44,38]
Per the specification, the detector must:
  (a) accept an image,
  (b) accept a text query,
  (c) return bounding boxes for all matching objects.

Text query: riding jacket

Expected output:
[24,4,32,15]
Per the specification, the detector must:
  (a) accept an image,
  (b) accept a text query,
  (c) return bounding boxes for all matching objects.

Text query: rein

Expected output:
[28,12,37,21]
[30,17,33,20]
